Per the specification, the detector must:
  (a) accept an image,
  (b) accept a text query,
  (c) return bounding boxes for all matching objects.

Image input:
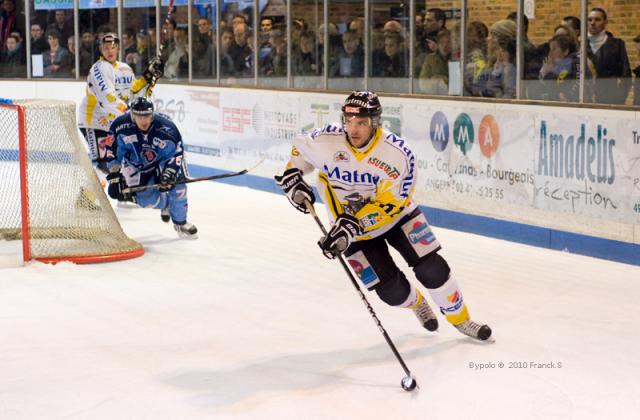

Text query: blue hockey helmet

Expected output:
[131,96,154,117]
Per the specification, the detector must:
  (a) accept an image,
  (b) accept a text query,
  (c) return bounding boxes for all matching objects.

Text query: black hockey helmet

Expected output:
[341,91,382,129]
[131,96,154,117]
[100,32,120,47]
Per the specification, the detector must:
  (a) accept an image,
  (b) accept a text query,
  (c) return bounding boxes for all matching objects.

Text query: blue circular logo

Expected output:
[429,111,449,152]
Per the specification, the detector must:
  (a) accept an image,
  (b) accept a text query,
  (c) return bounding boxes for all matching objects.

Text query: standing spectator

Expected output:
[1,0,20,52]
[121,28,137,61]
[422,8,446,55]
[331,29,364,77]
[193,18,214,77]
[261,28,286,76]
[506,11,540,81]
[78,30,96,76]
[562,16,581,40]
[587,7,631,104]
[228,21,252,76]
[0,33,25,76]
[43,28,72,78]
[418,29,452,94]
[48,10,73,44]
[633,36,640,106]
[30,21,48,54]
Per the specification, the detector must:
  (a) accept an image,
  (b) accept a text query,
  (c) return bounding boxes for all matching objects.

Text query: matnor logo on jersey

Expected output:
[334,151,350,162]
[323,165,379,184]
[408,221,435,245]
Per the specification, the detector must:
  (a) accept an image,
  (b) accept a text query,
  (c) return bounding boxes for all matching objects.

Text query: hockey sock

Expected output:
[395,283,419,308]
[428,276,470,325]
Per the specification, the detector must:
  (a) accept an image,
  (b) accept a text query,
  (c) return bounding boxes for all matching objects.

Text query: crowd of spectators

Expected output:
[1,2,639,105]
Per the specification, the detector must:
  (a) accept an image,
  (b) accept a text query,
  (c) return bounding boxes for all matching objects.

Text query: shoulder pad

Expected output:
[310,123,343,139]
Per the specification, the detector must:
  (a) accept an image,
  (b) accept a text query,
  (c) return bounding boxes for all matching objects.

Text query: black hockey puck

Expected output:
[401,375,417,391]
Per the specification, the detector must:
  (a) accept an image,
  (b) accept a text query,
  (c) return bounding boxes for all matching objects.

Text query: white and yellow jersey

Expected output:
[289,123,418,240]
[78,58,149,130]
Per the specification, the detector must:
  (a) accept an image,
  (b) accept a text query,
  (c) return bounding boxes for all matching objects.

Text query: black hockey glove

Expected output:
[107,171,132,201]
[318,213,362,259]
[159,167,177,192]
[274,168,315,213]
[143,57,164,84]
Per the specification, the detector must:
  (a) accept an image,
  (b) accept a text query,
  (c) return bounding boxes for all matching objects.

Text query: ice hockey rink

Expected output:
[1,180,639,420]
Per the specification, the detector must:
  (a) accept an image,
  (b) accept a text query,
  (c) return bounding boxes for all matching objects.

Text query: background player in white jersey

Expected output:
[78,33,163,174]
[275,91,492,340]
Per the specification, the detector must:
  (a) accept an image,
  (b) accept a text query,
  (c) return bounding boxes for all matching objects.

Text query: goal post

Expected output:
[0,99,144,264]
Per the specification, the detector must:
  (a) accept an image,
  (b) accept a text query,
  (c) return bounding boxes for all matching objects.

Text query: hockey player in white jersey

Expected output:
[78,33,164,174]
[275,91,492,341]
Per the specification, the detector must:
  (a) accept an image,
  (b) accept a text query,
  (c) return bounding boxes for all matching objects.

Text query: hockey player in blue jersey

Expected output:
[105,96,198,239]
[275,91,491,341]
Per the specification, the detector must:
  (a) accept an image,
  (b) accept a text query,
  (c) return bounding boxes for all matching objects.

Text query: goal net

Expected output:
[0,99,144,264]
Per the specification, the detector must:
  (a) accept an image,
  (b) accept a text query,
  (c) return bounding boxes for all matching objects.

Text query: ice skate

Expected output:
[161,207,170,223]
[174,222,198,239]
[453,319,492,341]
[412,295,438,331]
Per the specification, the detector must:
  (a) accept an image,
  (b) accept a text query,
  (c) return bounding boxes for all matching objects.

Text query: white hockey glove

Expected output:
[318,213,362,259]
[274,168,315,213]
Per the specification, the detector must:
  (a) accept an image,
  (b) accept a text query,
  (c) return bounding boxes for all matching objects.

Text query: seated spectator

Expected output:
[291,18,308,50]
[418,29,451,94]
[164,26,188,79]
[218,27,235,77]
[78,29,96,76]
[42,28,72,78]
[292,30,319,76]
[463,21,489,96]
[371,31,407,77]
[47,10,73,44]
[0,33,25,77]
[330,29,364,77]
[538,34,581,102]
[317,22,340,74]
[472,19,516,98]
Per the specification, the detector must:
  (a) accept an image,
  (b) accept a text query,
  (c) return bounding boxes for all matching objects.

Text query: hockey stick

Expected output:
[122,156,265,194]
[304,200,418,392]
[145,0,176,96]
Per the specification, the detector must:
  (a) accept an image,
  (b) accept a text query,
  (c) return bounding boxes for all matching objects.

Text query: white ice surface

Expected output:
[1,181,639,420]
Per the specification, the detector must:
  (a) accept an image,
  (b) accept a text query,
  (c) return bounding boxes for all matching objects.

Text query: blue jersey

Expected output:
[106,113,184,187]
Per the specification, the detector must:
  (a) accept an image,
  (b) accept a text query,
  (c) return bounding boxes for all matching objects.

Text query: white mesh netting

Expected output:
[0,100,143,263]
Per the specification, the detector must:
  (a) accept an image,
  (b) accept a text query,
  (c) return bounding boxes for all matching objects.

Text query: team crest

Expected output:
[142,148,157,162]
[334,151,350,162]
